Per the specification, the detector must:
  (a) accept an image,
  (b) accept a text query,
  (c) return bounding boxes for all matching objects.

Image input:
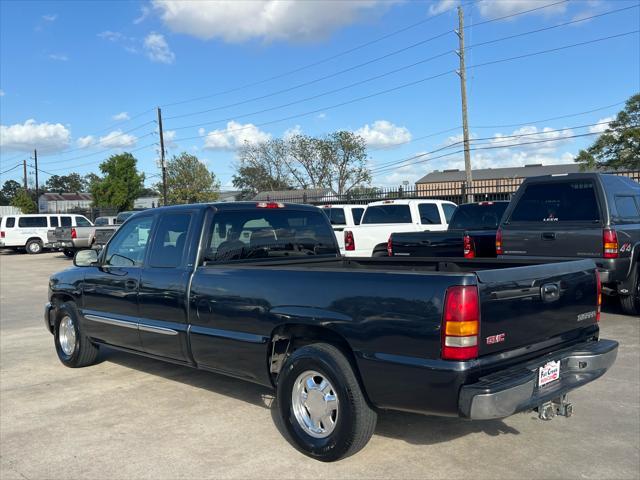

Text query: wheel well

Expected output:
[49,294,75,325]
[25,237,43,246]
[267,324,364,386]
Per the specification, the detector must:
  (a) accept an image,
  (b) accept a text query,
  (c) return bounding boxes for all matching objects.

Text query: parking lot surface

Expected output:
[1,251,638,479]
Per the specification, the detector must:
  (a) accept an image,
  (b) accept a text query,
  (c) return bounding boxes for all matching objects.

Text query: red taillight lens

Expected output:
[0,231,4,238]
[495,227,503,255]
[603,228,618,258]
[71,228,77,239]
[596,270,602,322]
[442,285,479,361]
[256,202,284,209]
[387,235,393,256]
[344,231,355,251]
[463,234,475,259]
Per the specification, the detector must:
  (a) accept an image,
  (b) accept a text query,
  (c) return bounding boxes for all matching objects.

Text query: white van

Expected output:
[0,214,92,254]
[320,204,366,253]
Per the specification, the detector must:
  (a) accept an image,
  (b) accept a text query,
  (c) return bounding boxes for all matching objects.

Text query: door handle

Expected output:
[542,232,556,240]
[125,279,138,291]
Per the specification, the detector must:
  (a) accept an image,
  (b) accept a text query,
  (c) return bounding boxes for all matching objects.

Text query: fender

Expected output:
[618,241,640,294]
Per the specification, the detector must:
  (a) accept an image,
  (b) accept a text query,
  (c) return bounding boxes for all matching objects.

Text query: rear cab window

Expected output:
[449,203,509,230]
[205,207,337,263]
[509,180,601,223]
[362,205,412,224]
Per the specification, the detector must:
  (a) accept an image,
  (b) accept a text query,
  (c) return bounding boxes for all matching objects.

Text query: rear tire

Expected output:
[620,267,639,316]
[277,343,377,462]
[53,302,99,368]
[25,239,43,254]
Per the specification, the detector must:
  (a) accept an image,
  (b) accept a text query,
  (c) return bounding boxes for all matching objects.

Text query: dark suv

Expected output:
[498,173,640,315]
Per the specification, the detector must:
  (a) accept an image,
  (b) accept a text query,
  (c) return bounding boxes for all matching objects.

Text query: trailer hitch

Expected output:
[536,395,573,421]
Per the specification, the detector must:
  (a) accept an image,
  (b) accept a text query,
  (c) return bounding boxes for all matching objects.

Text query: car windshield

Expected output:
[449,203,509,230]
[205,208,337,263]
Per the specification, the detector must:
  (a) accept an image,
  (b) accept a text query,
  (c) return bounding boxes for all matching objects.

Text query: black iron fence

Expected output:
[257,170,640,206]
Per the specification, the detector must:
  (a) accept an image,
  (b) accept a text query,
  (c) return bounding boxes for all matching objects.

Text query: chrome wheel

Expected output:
[28,241,42,253]
[291,370,339,438]
[58,315,76,356]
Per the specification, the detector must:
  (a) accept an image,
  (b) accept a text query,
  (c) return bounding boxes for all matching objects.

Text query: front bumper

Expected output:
[459,339,618,420]
[44,302,55,334]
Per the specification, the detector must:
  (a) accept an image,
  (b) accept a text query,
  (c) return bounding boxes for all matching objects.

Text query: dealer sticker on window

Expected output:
[538,360,561,387]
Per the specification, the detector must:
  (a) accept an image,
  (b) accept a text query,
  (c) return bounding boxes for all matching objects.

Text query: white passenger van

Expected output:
[0,214,92,254]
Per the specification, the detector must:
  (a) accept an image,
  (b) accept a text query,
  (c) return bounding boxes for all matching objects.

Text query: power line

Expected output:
[0,163,22,176]
[43,142,158,172]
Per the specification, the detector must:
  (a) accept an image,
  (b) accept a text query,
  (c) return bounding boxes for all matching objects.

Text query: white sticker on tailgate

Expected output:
[538,360,560,387]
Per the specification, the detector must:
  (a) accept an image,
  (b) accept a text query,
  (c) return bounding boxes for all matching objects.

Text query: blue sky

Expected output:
[1,0,638,190]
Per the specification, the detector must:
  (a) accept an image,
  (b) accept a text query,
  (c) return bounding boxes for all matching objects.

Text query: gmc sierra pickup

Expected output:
[389,201,509,258]
[45,201,618,461]
[498,173,640,315]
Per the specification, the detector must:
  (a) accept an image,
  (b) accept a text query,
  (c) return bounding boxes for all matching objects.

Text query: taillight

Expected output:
[495,227,503,255]
[0,231,4,238]
[442,285,479,361]
[256,202,284,209]
[387,235,393,256]
[344,231,355,251]
[596,270,602,322]
[603,228,618,258]
[463,234,475,259]
[71,228,77,239]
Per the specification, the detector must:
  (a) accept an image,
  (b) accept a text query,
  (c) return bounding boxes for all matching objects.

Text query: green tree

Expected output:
[11,188,37,213]
[90,153,144,211]
[0,180,22,205]
[233,139,293,198]
[160,152,220,204]
[45,173,86,193]
[323,131,371,195]
[575,93,640,170]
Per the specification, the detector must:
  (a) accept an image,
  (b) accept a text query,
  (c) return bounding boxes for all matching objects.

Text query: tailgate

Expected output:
[55,227,73,241]
[94,228,116,245]
[502,224,603,258]
[476,259,599,356]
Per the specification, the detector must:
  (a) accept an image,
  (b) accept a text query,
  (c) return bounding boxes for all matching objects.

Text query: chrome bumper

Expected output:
[44,302,55,334]
[459,339,618,420]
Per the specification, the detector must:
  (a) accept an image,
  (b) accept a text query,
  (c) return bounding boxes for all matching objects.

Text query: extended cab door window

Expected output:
[104,216,154,267]
[614,196,640,221]
[76,216,92,227]
[351,208,364,225]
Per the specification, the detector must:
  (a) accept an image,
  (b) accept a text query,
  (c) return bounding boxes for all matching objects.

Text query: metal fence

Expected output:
[257,170,640,206]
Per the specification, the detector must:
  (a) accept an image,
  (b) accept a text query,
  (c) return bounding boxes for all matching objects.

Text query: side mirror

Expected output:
[73,249,99,267]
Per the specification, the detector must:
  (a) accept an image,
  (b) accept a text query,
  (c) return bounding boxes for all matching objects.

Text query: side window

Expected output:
[418,204,441,225]
[105,216,154,267]
[6,217,15,228]
[148,213,192,268]
[76,216,92,227]
[61,216,72,227]
[442,203,457,223]
[352,208,364,225]
[614,196,640,219]
[50,217,59,227]
[18,217,47,228]
[324,208,346,226]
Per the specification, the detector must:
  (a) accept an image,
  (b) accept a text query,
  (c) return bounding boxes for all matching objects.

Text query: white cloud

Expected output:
[98,130,137,148]
[283,125,303,139]
[201,121,271,150]
[589,117,614,134]
[144,32,175,64]
[98,31,139,54]
[152,0,397,43]
[0,119,71,153]
[355,120,411,149]
[112,112,130,121]
[76,135,95,148]
[48,53,69,61]
[134,5,151,24]
[42,14,57,22]
[163,130,177,148]
[316,113,327,120]
[478,0,567,18]
[428,0,458,15]
[0,89,4,97]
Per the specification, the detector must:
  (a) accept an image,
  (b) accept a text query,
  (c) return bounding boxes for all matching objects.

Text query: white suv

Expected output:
[343,199,457,257]
[0,214,92,254]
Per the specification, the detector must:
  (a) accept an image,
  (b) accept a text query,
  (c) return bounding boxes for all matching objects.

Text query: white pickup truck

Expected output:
[343,199,457,257]
[320,204,366,254]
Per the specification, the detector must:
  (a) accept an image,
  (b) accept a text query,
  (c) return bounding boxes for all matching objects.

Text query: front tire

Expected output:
[25,239,43,254]
[53,303,99,367]
[277,343,377,462]
[62,249,75,258]
[620,267,639,316]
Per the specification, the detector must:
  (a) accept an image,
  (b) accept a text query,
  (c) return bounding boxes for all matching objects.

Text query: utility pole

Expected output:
[22,160,28,189]
[33,149,40,209]
[157,107,168,206]
[456,6,473,203]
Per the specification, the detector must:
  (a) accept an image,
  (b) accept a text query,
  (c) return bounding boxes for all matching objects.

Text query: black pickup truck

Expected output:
[389,201,508,258]
[45,201,617,461]
[498,173,640,315]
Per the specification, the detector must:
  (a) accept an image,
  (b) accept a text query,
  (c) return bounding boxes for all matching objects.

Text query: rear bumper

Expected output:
[458,339,618,420]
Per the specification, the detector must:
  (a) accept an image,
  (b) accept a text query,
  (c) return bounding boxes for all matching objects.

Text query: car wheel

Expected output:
[62,249,75,258]
[25,239,43,254]
[53,302,99,368]
[620,267,639,316]
[277,343,377,462]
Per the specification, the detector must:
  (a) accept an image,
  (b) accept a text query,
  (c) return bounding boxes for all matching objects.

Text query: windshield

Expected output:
[449,203,509,230]
[205,208,338,263]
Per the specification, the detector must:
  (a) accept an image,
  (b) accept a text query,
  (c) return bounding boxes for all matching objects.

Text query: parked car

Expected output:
[93,211,138,248]
[320,204,365,253]
[498,173,640,315]
[389,201,509,258]
[343,199,457,257]
[94,216,117,226]
[50,222,96,258]
[0,214,91,254]
[45,201,617,461]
